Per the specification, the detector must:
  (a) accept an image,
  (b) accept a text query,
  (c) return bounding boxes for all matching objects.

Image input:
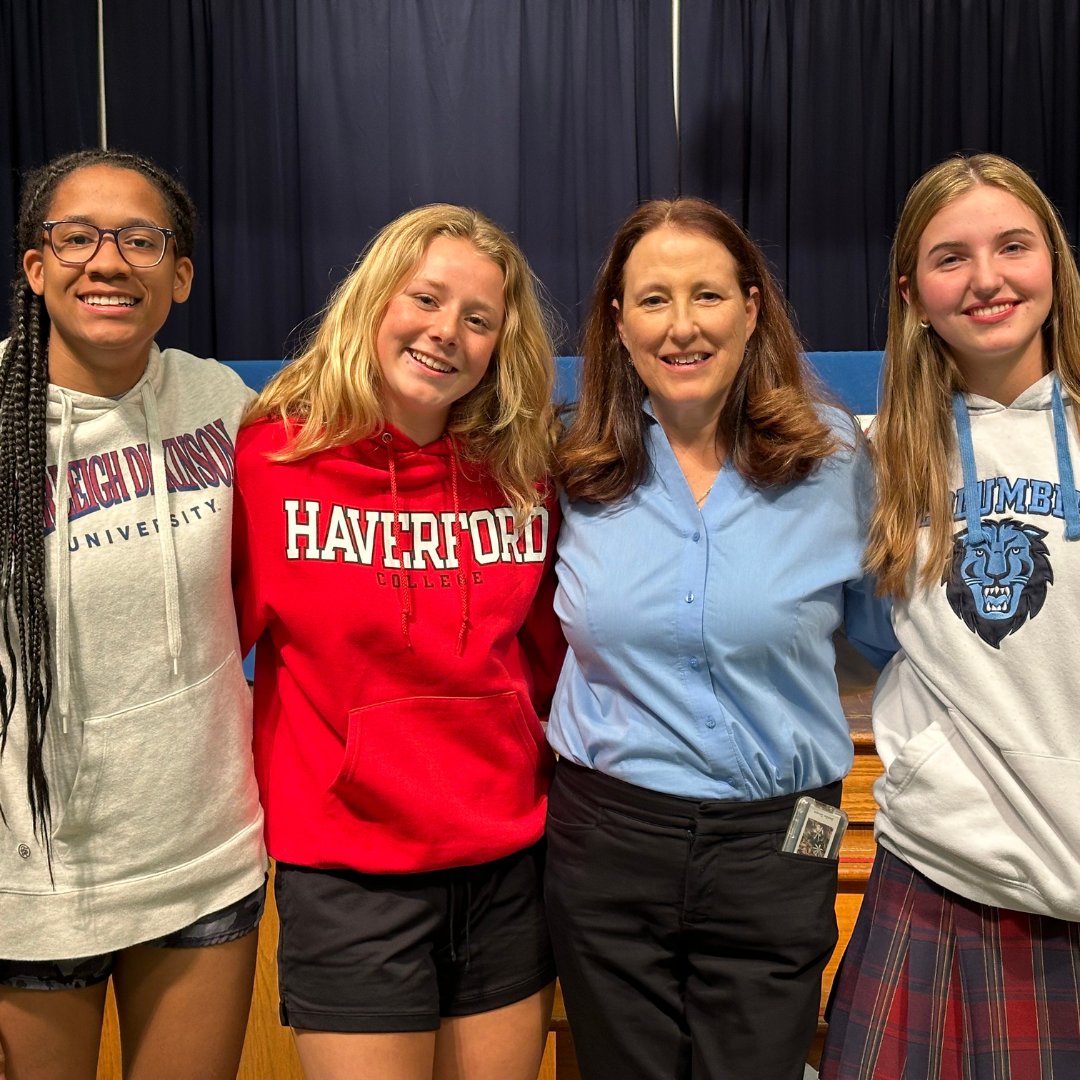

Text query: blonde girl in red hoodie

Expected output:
[233,204,564,1080]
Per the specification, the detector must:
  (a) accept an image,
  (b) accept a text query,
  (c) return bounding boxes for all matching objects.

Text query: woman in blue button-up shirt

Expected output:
[545,197,896,1080]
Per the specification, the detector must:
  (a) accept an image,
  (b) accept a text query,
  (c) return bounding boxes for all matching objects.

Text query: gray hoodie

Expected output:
[874,372,1080,919]
[0,345,266,960]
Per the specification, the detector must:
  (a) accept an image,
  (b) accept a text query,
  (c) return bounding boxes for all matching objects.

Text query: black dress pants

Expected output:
[545,758,840,1080]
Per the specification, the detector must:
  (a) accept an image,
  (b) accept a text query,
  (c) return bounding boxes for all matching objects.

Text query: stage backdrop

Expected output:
[3,0,1079,358]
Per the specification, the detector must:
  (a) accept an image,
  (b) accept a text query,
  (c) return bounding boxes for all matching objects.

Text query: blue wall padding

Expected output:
[557,354,885,411]
[554,356,581,403]
[226,359,289,392]
[224,354,884,411]
[222,351,884,681]
[805,351,883,414]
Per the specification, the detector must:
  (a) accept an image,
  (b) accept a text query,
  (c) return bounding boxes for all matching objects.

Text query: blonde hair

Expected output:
[247,204,557,521]
[867,153,1080,597]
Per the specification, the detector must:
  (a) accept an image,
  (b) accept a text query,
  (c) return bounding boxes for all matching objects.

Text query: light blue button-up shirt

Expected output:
[548,402,897,801]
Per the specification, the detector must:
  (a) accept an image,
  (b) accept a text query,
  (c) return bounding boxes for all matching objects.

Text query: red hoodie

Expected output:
[233,418,564,874]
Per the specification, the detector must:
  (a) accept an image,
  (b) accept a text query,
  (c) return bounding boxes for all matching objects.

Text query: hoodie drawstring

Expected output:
[53,394,74,733]
[447,437,471,656]
[141,382,184,673]
[953,375,1080,542]
[952,391,988,545]
[384,432,415,649]
[49,362,182,738]
[382,431,472,654]
[1051,377,1080,540]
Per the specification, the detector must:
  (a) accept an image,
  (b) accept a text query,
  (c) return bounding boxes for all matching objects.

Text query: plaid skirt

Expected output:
[820,846,1080,1080]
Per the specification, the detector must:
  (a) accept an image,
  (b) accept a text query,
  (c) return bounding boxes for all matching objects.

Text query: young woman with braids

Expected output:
[0,150,266,1080]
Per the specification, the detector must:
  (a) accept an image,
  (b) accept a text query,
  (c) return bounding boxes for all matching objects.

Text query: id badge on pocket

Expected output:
[780,796,848,860]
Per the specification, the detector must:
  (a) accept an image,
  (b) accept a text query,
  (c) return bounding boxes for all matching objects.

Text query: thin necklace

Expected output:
[695,486,712,508]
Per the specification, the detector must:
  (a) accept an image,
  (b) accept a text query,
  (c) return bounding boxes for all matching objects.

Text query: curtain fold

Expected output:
[1,0,98,320]
[679,0,1080,349]
[7,2,1079,355]
[101,0,676,359]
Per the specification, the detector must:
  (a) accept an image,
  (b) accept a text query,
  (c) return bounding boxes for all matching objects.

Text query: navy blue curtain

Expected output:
[1,0,98,312]
[99,0,676,360]
[678,0,1080,349]
[7,2,1080,355]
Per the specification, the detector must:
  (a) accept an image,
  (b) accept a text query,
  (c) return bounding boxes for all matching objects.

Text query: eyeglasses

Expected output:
[41,220,176,268]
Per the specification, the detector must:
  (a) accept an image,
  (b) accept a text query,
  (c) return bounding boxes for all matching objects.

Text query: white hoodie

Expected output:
[0,345,266,961]
[874,373,1080,919]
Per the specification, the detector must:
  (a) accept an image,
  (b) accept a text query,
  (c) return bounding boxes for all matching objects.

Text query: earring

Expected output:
[918,319,931,330]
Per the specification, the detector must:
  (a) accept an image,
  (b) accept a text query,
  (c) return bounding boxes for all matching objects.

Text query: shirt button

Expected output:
[689,657,699,668]
[705,718,717,729]
[17,843,31,859]
[685,592,694,603]
[692,531,700,542]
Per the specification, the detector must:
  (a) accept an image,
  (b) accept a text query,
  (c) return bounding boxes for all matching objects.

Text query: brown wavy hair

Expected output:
[558,197,842,502]
[866,153,1080,597]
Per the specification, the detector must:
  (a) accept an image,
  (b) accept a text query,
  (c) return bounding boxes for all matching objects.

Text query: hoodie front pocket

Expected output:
[881,718,986,822]
[328,691,546,868]
[51,653,258,879]
[880,718,951,800]
[1000,750,1080,850]
[881,713,1032,886]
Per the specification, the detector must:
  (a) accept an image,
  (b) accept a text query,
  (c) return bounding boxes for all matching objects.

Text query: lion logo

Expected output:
[942,517,1053,648]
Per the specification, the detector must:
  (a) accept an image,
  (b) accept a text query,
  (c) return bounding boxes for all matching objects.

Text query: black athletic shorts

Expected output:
[274,842,555,1032]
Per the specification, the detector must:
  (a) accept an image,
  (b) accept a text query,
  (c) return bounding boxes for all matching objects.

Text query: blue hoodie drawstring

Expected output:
[952,391,988,544]
[1051,377,1080,540]
[953,376,1080,541]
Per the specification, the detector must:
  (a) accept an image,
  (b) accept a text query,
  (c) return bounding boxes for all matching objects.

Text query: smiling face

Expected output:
[614,225,758,435]
[375,235,506,445]
[905,184,1053,403]
[22,164,192,395]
